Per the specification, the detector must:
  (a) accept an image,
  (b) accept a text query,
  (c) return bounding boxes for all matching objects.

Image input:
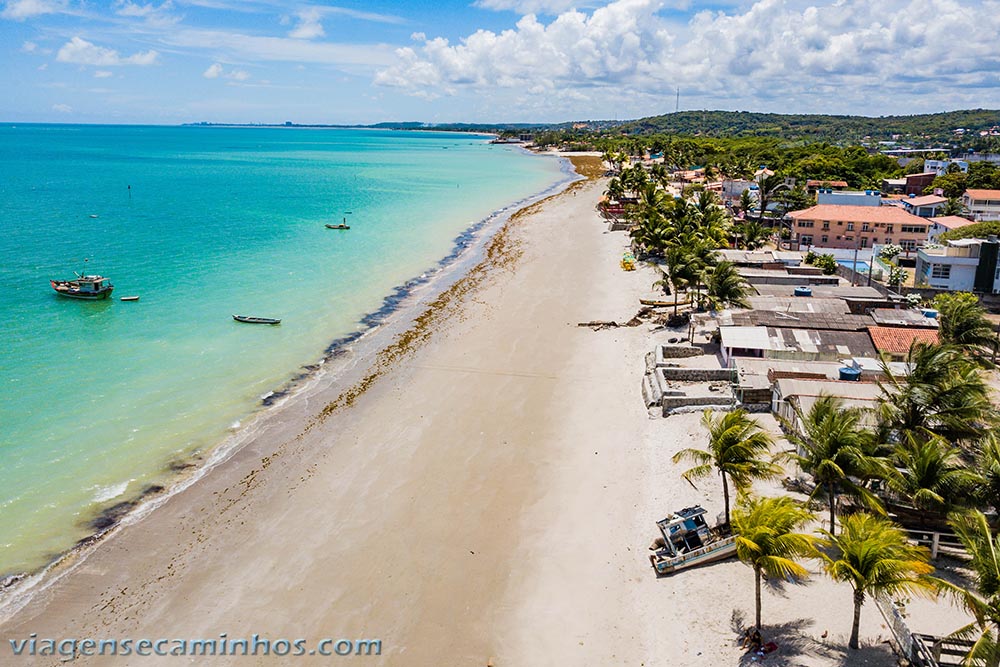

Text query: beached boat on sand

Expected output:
[50,274,114,300]
[325,223,350,230]
[233,314,281,325]
[649,505,736,575]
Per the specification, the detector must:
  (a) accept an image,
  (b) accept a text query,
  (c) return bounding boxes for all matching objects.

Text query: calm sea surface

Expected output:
[0,124,566,576]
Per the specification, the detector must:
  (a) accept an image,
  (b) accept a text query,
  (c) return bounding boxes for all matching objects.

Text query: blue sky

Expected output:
[4,0,1000,125]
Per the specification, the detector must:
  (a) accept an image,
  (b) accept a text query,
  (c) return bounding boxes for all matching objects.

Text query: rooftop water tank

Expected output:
[793,286,813,297]
[839,367,862,381]
[922,308,939,319]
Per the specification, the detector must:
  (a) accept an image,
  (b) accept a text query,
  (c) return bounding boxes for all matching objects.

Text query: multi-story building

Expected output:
[787,204,930,251]
[915,237,1000,292]
[924,159,969,176]
[962,189,1000,221]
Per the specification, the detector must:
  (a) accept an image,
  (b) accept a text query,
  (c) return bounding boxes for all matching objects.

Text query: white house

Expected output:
[962,189,1000,221]
[900,194,947,218]
[924,158,969,176]
[915,237,1000,291]
[927,215,977,243]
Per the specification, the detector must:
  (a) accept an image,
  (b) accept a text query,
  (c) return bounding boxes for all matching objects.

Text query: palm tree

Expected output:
[937,510,1000,666]
[782,395,888,535]
[673,409,781,526]
[878,342,995,445]
[659,244,700,317]
[703,260,751,310]
[887,432,979,515]
[820,513,935,650]
[732,495,817,630]
[934,292,998,362]
[976,434,1000,517]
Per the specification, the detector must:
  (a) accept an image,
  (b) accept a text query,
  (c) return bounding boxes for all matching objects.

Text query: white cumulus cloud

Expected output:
[51,103,72,113]
[94,70,113,78]
[56,36,159,66]
[374,0,1000,114]
[288,7,324,39]
[203,62,223,78]
[1,0,68,20]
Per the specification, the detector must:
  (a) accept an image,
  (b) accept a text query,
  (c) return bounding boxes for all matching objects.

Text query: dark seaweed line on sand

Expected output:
[0,155,578,589]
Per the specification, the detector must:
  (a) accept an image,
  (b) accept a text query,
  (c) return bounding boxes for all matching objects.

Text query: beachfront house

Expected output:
[786,204,929,251]
[924,158,969,176]
[772,378,882,436]
[719,325,877,365]
[915,237,1000,292]
[962,189,1000,221]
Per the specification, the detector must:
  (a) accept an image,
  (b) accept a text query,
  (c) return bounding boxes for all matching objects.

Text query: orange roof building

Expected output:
[867,326,939,360]
[787,204,930,251]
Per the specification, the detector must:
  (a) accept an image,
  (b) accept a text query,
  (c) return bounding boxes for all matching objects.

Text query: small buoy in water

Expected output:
[120,295,140,301]
[89,214,99,218]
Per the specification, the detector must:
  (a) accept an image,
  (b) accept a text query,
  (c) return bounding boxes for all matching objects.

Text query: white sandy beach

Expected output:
[0,168,969,666]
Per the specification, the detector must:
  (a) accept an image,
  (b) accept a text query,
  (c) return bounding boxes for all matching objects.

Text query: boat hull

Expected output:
[233,315,281,325]
[652,536,738,575]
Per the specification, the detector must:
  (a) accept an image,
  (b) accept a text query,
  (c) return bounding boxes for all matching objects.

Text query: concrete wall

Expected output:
[657,368,734,382]
[656,345,705,362]
[661,394,737,415]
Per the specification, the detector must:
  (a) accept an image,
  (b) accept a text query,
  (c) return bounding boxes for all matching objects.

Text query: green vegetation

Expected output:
[781,395,888,535]
[804,251,838,275]
[732,495,817,631]
[820,513,935,650]
[672,410,781,526]
[940,220,1000,242]
[933,292,998,362]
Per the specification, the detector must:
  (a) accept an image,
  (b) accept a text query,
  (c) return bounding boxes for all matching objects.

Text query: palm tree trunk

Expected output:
[849,589,864,649]
[722,472,731,526]
[828,481,837,536]
[754,566,762,630]
[673,285,679,317]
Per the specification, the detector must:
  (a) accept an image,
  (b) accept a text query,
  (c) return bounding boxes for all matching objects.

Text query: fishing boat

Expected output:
[648,505,736,575]
[50,274,114,300]
[233,315,281,325]
[325,223,350,230]
[120,295,140,302]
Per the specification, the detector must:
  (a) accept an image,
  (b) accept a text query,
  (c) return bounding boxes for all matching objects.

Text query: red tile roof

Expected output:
[787,204,926,225]
[867,326,939,355]
[965,189,1000,200]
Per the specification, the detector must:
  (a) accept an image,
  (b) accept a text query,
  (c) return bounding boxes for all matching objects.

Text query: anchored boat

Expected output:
[649,505,736,575]
[233,314,281,325]
[50,274,114,300]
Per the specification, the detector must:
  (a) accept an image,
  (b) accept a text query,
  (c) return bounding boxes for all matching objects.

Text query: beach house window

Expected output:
[846,222,855,231]
[821,235,829,244]
[800,235,813,245]
[885,225,894,233]
[862,223,870,232]
[861,238,869,248]
[901,240,917,251]
[798,221,814,228]
[901,225,927,234]
[931,264,951,279]
[822,221,830,230]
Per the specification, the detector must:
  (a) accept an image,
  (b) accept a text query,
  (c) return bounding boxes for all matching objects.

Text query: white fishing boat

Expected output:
[649,505,736,575]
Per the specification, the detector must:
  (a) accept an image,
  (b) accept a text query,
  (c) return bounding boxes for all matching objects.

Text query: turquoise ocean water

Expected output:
[0,125,568,578]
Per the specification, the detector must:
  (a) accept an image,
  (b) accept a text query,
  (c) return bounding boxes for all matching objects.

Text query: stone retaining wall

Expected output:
[658,367,733,382]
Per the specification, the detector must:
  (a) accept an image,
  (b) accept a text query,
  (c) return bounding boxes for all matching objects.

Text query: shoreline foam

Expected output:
[0,150,581,620]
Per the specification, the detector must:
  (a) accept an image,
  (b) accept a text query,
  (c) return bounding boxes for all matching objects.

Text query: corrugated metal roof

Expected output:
[746,296,851,314]
[726,310,873,331]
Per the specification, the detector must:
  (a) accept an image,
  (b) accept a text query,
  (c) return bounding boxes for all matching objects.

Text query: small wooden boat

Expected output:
[120,295,140,302]
[649,506,736,575]
[233,315,281,325]
[51,274,114,300]
[325,223,350,230]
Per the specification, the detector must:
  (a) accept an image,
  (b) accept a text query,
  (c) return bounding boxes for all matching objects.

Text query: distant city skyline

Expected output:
[3,0,1000,125]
